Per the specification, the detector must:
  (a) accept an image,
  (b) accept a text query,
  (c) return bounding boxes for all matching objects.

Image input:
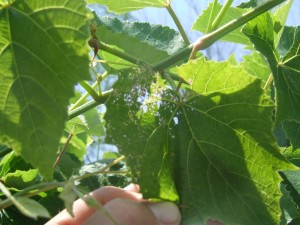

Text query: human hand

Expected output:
[45,184,181,225]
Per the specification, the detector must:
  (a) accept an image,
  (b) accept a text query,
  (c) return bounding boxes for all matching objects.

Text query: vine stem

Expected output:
[263,73,274,91]
[69,72,107,111]
[211,0,234,31]
[206,0,219,33]
[53,133,73,170]
[165,2,190,45]
[0,156,127,210]
[189,0,286,60]
[68,89,113,120]
[99,41,139,65]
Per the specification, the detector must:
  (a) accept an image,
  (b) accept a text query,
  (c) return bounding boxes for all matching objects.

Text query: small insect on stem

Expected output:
[88,23,100,60]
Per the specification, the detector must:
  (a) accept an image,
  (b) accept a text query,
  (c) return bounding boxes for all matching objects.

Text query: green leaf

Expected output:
[86,0,166,14]
[0,0,90,179]
[283,120,300,150]
[14,197,50,220]
[281,170,300,211]
[280,183,300,225]
[192,2,250,45]
[240,51,271,83]
[243,14,300,124]
[0,152,32,177]
[282,147,300,167]
[2,169,38,190]
[105,57,295,225]
[59,181,78,217]
[95,15,186,65]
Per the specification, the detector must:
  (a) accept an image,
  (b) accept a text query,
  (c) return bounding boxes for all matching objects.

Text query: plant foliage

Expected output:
[0,0,300,225]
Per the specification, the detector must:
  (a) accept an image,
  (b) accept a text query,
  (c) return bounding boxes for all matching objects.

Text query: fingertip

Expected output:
[124,183,140,192]
[148,202,181,225]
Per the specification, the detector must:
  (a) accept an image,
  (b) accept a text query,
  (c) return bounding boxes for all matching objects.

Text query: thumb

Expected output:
[147,202,181,225]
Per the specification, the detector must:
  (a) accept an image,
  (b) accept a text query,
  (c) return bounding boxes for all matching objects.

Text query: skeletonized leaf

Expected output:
[105,57,295,225]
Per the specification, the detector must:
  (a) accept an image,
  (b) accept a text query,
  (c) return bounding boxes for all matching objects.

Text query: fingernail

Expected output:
[148,202,181,225]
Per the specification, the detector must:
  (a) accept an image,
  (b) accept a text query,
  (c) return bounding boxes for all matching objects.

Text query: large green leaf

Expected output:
[0,0,90,179]
[105,58,294,225]
[95,15,186,65]
[192,2,250,45]
[86,0,167,14]
[243,14,300,124]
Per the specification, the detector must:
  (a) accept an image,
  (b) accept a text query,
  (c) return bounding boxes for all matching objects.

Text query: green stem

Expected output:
[79,81,100,102]
[70,80,100,111]
[207,0,219,33]
[198,0,286,50]
[99,41,139,65]
[161,71,177,91]
[152,45,194,71]
[68,89,113,120]
[0,156,126,211]
[72,155,126,182]
[263,73,273,91]
[211,0,234,31]
[0,181,63,210]
[166,3,190,45]
[153,0,285,69]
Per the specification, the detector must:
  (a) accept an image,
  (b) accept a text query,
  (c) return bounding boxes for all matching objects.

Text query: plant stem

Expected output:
[154,0,285,71]
[73,155,126,182]
[207,0,219,33]
[69,73,105,111]
[99,41,139,65]
[211,0,234,31]
[53,133,73,170]
[165,3,190,45]
[191,0,286,60]
[263,73,273,91]
[68,89,113,120]
[0,156,126,211]
[0,181,63,210]
[79,81,100,102]
[161,71,177,91]
[93,59,137,68]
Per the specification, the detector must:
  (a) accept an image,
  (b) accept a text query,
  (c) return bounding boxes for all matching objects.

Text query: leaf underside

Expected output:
[0,0,90,179]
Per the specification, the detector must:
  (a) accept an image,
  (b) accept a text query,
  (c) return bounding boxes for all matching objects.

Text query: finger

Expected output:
[45,186,142,225]
[123,183,140,193]
[83,199,181,225]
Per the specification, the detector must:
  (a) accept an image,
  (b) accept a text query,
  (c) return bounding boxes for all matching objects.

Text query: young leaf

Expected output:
[94,15,186,65]
[2,169,39,190]
[105,58,295,225]
[59,181,78,217]
[14,197,50,220]
[243,14,300,124]
[192,2,251,45]
[86,0,166,14]
[0,0,90,179]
